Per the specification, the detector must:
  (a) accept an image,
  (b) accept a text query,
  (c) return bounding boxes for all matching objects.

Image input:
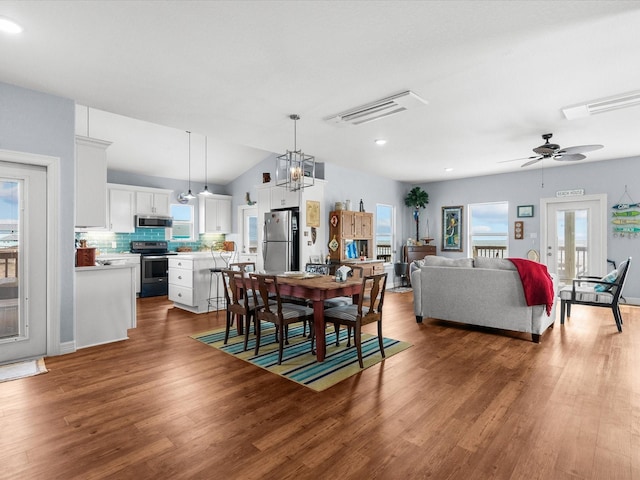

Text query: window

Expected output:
[170,204,194,241]
[468,202,508,258]
[375,204,394,263]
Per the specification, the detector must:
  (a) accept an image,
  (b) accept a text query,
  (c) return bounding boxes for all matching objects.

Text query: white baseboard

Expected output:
[57,341,76,356]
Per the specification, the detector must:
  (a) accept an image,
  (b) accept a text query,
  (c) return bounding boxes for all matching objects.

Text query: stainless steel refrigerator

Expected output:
[263,209,299,272]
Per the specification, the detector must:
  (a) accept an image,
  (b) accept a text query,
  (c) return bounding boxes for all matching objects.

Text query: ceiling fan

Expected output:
[504,133,603,167]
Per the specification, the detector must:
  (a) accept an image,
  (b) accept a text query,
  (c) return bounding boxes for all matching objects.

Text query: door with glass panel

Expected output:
[0,162,47,364]
[542,195,607,285]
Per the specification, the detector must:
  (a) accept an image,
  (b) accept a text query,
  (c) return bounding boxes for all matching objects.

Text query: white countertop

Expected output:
[75,263,137,272]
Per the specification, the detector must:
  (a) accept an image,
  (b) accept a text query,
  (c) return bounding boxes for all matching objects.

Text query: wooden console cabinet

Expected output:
[403,244,436,264]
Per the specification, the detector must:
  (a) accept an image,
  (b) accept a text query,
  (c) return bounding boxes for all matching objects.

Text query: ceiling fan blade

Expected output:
[556,144,604,155]
[521,157,543,167]
[498,155,538,164]
[554,153,587,162]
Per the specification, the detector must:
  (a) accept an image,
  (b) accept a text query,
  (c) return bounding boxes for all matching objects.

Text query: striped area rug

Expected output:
[191,323,411,392]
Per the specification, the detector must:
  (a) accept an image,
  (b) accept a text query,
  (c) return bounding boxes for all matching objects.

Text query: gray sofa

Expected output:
[411,256,558,342]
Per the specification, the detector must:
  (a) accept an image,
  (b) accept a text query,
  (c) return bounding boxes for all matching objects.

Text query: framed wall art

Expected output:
[517,205,534,218]
[306,200,320,227]
[442,206,463,252]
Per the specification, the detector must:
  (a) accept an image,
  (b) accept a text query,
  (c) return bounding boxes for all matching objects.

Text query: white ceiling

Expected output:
[2,1,640,185]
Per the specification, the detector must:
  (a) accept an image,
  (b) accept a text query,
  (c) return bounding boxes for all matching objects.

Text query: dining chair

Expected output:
[558,257,632,332]
[220,269,261,349]
[321,272,388,368]
[250,273,314,364]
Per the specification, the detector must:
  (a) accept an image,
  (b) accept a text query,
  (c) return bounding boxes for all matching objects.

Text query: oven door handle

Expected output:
[141,255,168,260]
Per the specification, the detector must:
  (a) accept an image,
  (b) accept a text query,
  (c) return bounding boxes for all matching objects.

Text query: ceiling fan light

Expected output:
[0,16,23,34]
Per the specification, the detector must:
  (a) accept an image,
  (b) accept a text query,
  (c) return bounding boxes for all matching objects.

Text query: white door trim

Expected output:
[540,193,608,275]
[0,148,61,356]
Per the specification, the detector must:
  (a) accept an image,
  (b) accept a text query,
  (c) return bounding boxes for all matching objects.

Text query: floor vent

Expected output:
[324,90,428,126]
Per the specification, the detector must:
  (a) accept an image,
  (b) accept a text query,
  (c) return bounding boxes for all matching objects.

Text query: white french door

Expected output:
[0,161,47,364]
[541,195,607,285]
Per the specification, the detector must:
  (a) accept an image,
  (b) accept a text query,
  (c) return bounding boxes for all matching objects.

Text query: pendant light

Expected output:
[275,114,315,191]
[178,131,196,202]
[199,135,213,196]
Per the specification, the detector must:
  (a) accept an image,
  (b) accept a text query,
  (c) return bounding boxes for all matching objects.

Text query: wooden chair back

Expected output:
[230,262,255,273]
[357,273,387,325]
[221,269,250,317]
[250,273,281,325]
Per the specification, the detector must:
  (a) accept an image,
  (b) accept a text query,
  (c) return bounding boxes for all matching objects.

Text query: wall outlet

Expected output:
[111,241,117,249]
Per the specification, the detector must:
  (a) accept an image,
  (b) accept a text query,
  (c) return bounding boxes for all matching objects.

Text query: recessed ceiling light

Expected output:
[444,167,453,172]
[374,139,387,145]
[0,16,23,34]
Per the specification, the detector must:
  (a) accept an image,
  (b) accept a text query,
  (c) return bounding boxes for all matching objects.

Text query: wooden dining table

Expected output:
[242,273,362,362]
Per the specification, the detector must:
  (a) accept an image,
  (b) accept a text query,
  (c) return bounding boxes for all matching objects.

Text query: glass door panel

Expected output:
[0,180,20,340]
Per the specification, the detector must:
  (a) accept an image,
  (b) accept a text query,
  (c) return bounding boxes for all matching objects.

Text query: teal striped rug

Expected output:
[191,323,411,391]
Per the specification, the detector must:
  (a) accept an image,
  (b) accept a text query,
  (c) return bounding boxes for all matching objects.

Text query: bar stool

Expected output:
[207,243,236,314]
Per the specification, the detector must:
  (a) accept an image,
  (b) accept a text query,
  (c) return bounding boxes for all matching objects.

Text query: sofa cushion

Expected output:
[594,269,618,292]
[421,256,474,268]
[473,257,517,270]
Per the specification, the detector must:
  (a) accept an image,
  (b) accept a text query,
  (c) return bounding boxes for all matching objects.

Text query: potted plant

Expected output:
[404,186,429,241]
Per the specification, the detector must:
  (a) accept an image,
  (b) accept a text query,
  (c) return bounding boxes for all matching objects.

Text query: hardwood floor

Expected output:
[1,293,639,480]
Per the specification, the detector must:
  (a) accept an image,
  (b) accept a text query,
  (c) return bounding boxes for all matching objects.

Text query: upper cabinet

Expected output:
[75,135,111,228]
[338,211,373,239]
[135,190,170,216]
[107,186,135,233]
[270,187,300,210]
[199,194,232,234]
[106,183,173,232]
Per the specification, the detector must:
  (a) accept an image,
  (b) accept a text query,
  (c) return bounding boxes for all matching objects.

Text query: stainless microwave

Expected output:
[136,215,173,228]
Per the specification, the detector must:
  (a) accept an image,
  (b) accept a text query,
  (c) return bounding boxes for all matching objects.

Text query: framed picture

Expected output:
[442,206,463,252]
[517,205,534,218]
[306,200,320,227]
[309,255,321,264]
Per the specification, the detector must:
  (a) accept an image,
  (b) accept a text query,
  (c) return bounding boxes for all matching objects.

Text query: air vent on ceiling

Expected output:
[324,90,428,126]
[562,90,640,119]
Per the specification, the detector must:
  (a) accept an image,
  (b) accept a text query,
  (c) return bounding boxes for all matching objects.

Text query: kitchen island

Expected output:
[169,251,235,314]
[75,263,137,349]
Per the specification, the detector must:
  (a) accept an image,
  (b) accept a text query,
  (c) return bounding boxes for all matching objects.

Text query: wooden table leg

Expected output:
[312,300,326,361]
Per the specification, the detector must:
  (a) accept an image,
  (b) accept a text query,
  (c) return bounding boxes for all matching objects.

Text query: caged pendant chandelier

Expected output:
[178,131,196,202]
[276,114,315,191]
[199,136,213,196]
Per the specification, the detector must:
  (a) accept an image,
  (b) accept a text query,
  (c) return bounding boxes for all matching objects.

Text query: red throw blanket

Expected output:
[508,258,555,316]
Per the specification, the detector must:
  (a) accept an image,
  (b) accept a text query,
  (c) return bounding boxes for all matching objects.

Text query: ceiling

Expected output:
[2,1,640,185]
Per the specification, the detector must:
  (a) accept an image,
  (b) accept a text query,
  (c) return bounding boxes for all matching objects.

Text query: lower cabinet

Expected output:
[341,260,384,277]
[75,265,137,349]
[168,255,226,314]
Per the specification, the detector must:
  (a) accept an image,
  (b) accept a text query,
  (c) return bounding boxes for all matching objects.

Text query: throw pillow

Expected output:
[422,256,473,268]
[594,269,618,292]
[474,257,517,271]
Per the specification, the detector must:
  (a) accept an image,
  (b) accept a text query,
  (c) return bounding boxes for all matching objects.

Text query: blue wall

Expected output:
[409,157,640,300]
[0,81,76,342]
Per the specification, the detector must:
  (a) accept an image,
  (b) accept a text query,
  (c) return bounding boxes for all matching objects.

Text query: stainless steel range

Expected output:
[130,241,177,298]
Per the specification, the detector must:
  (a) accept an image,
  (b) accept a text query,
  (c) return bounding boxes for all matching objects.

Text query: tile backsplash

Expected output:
[75,229,225,255]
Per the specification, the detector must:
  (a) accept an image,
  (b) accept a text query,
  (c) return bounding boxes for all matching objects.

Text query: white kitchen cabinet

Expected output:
[75,264,137,349]
[198,194,232,234]
[270,186,300,209]
[135,190,171,216]
[169,254,225,314]
[107,186,135,233]
[75,135,110,228]
[237,253,257,266]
